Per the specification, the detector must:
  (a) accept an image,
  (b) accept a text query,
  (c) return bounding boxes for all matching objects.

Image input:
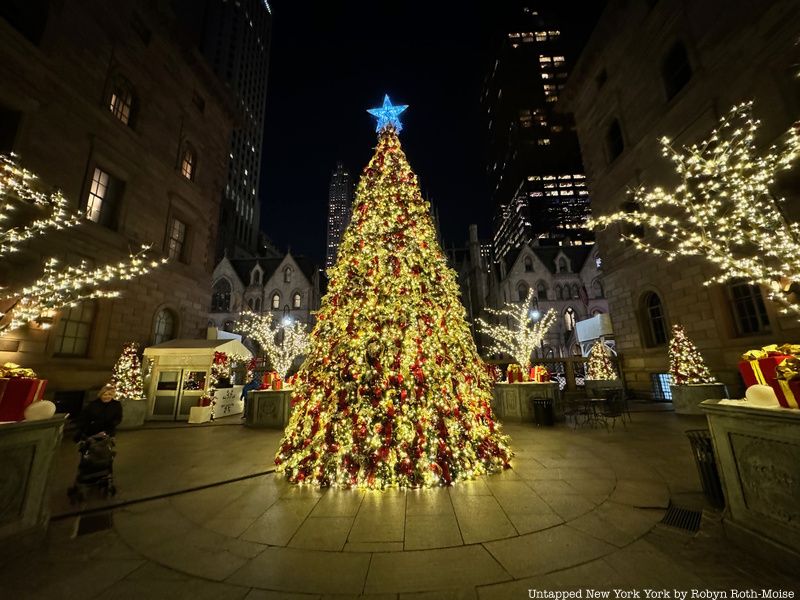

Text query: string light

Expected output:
[234,309,309,379]
[668,325,715,385]
[1,247,166,336]
[588,101,800,315]
[476,289,557,371]
[586,340,617,380]
[1,154,83,257]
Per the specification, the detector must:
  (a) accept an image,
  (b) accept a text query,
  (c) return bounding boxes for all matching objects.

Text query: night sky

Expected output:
[260,1,603,264]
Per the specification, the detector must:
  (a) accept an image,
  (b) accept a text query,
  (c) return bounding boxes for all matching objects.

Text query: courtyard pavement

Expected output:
[2,408,798,599]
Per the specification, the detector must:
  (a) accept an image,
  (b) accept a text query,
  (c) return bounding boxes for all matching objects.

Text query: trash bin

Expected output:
[685,429,725,509]
[532,397,554,427]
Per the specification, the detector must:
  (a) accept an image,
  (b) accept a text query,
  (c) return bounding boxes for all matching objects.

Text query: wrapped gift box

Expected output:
[769,357,800,409]
[738,356,788,387]
[0,378,47,421]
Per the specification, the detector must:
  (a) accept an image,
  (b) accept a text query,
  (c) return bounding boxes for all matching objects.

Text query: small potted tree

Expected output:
[668,325,727,414]
[113,342,148,428]
[584,340,621,397]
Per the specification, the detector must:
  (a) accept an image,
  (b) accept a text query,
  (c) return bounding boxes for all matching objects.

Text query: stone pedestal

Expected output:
[246,389,293,428]
[0,416,66,554]
[701,400,800,562]
[118,399,147,430]
[671,383,727,415]
[492,382,560,422]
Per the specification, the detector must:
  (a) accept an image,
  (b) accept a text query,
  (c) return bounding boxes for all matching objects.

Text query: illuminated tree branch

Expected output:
[588,101,800,315]
[234,309,309,378]
[476,289,557,371]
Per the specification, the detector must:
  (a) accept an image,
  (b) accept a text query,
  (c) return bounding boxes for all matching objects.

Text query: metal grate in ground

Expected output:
[660,503,702,533]
[76,512,113,536]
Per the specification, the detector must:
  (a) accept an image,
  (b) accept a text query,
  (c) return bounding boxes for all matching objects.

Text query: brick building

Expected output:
[560,0,800,398]
[0,0,237,401]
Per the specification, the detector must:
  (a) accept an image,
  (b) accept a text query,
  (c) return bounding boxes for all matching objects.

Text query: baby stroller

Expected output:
[67,432,117,503]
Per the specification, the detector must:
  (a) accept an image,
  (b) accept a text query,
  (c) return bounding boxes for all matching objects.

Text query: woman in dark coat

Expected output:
[76,383,123,439]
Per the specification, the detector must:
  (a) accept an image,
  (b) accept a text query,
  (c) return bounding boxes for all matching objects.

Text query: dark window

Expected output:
[131,13,151,45]
[536,281,547,299]
[85,166,123,229]
[0,107,22,154]
[53,301,95,357]
[728,281,770,335]
[0,0,48,45]
[167,218,186,261]
[523,256,533,272]
[153,309,176,344]
[595,68,607,89]
[211,279,231,312]
[517,282,529,302]
[606,119,624,162]
[662,42,692,101]
[642,292,668,346]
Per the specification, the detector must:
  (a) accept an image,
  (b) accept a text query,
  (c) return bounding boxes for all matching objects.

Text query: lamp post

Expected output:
[528,296,545,358]
[280,304,291,345]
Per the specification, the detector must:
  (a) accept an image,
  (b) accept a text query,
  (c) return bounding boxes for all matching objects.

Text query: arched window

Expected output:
[517,282,529,302]
[180,144,196,181]
[564,285,572,299]
[642,292,668,346]
[247,298,254,310]
[523,256,533,272]
[211,279,231,312]
[592,279,604,298]
[662,41,692,100]
[254,298,261,311]
[571,284,580,299]
[251,269,261,286]
[564,307,576,331]
[153,309,176,345]
[223,320,234,332]
[272,293,280,309]
[536,281,547,300]
[606,119,624,162]
[556,285,563,300]
[557,257,568,273]
[108,77,136,126]
[727,280,770,335]
[284,267,292,283]
[293,292,301,308]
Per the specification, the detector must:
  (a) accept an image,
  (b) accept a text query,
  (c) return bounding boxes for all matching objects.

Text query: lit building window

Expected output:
[181,147,196,180]
[272,293,281,309]
[293,292,301,308]
[109,82,134,125]
[537,139,551,146]
[167,218,186,260]
[86,168,109,223]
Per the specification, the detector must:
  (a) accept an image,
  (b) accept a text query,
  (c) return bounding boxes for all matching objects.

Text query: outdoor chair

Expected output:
[563,397,589,430]
[600,390,627,431]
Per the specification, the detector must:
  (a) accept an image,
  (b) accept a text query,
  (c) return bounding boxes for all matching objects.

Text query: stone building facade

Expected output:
[209,252,321,340]
[560,0,800,398]
[0,0,236,401]
[450,225,608,359]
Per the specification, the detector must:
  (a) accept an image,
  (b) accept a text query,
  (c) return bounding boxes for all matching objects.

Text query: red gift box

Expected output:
[272,376,282,391]
[769,379,800,409]
[0,378,47,421]
[737,356,789,388]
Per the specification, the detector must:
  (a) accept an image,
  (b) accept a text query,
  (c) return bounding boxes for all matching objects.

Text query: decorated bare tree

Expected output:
[1,154,165,336]
[234,310,309,379]
[476,289,557,371]
[589,102,800,315]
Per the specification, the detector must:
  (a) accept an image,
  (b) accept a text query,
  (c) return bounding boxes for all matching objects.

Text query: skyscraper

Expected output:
[176,0,272,259]
[483,3,592,264]
[326,162,353,269]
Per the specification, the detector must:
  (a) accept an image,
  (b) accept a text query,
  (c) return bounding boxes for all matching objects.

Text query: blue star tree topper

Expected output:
[367,94,409,133]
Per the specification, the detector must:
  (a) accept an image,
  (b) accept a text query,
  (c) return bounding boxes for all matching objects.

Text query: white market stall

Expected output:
[143,339,252,422]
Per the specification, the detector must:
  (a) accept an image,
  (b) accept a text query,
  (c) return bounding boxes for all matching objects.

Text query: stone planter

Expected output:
[118,399,147,430]
[492,382,560,422]
[671,383,727,415]
[246,389,293,428]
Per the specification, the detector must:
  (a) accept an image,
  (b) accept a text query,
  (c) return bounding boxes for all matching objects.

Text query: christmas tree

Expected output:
[668,325,715,385]
[586,340,617,380]
[275,96,511,489]
[112,342,144,400]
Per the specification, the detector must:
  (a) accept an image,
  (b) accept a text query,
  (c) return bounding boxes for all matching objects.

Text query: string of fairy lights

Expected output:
[234,309,309,379]
[0,154,83,257]
[668,325,715,385]
[587,101,800,316]
[586,340,617,380]
[476,289,557,371]
[0,153,166,336]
